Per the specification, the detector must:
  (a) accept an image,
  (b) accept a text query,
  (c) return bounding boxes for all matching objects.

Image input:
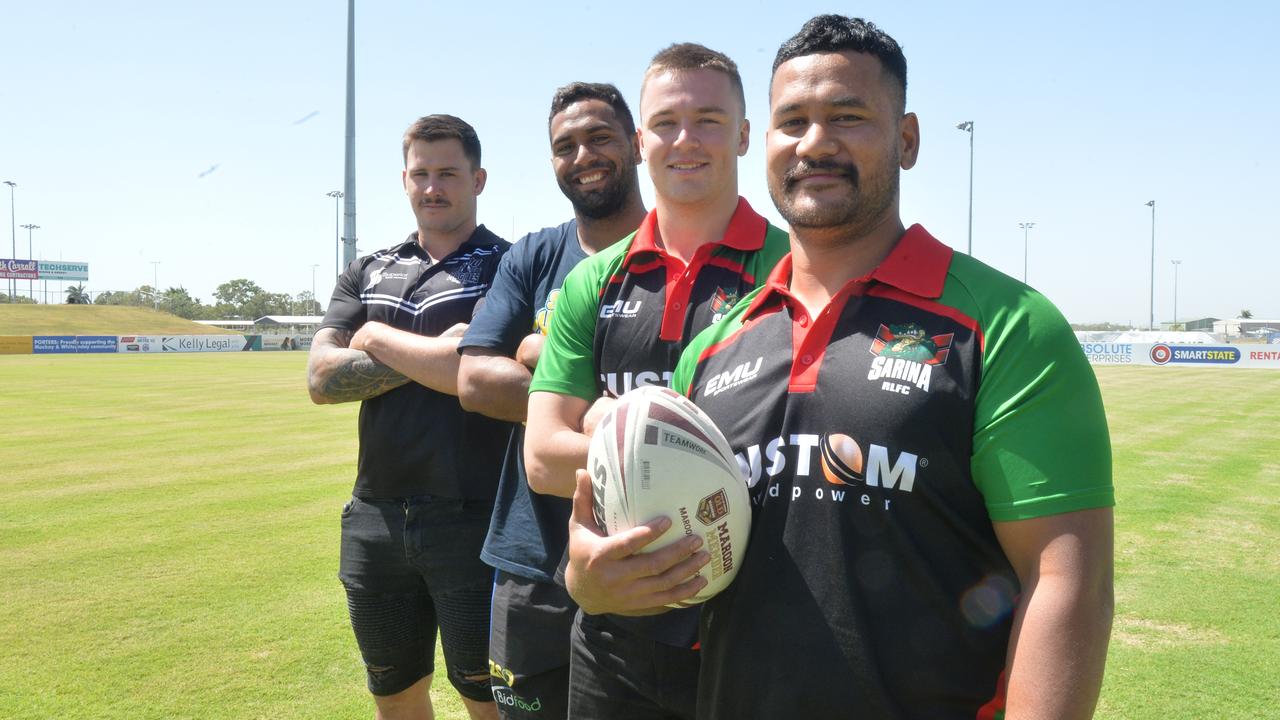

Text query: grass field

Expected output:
[1,354,1277,718]
[0,305,238,336]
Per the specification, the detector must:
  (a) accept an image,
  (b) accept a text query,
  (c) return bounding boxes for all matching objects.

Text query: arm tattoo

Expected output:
[314,329,411,403]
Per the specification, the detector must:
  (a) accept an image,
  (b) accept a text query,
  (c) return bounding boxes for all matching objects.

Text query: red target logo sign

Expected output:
[1150,344,1173,365]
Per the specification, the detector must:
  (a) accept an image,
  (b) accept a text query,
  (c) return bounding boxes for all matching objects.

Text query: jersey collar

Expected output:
[402,224,505,262]
[744,224,952,317]
[622,197,767,267]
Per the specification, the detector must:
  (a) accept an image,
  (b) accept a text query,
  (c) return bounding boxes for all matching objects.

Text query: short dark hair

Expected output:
[644,42,745,117]
[772,15,908,108]
[548,82,637,138]
[402,114,481,169]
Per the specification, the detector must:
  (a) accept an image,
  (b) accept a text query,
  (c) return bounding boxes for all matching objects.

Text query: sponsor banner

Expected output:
[38,261,89,281]
[1079,342,1135,365]
[33,336,118,354]
[0,258,39,280]
[118,335,252,352]
[259,334,312,351]
[1083,343,1280,369]
[0,335,33,354]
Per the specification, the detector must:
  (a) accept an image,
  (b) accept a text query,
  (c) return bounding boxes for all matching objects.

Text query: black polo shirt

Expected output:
[321,226,513,500]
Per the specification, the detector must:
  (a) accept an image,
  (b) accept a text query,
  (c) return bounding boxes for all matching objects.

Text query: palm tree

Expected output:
[66,284,91,304]
[1240,309,1254,319]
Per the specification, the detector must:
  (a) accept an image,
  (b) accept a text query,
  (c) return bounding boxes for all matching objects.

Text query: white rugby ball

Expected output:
[587,385,750,607]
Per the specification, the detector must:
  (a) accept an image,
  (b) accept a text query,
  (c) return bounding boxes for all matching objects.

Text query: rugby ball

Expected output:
[587,385,749,607]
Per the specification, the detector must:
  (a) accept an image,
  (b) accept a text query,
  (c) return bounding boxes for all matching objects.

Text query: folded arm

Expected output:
[458,343,535,422]
[307,327,411,404]
[348,321,467,396]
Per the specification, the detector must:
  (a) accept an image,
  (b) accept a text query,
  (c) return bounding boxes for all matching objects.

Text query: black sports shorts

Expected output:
[489,570,577,718]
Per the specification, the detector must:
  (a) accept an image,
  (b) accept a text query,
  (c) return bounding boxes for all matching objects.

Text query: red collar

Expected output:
[622,197,767,267]
[745,224,953,317]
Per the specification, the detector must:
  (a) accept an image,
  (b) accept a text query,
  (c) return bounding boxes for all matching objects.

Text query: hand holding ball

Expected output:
[587,385,750,607]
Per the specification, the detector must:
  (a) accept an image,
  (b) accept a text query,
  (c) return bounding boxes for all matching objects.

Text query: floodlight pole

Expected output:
[1171,259,1181,330]
[1146,200,1156,331]
[341,0,358,268]
[1019,222,1035,283]
[21,223,39,301]
[3,181,15,301]
[150,261,160,310]
[326,190,343,277]
[311,263,319,315]
[956,122,974,255]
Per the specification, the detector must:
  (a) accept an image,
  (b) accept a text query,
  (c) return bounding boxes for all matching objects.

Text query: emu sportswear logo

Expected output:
[599,299,642,319]
[867,323,953,395]
[704,357,763,397]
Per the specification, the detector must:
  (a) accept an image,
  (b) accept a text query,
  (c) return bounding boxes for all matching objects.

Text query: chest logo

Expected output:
[709,287,740,323]
[599,299,642,319]
[363,265,409,291]
[534,289,562,335]
[867,323,954,396]
[449,255,485,285]
[703,357,763,397]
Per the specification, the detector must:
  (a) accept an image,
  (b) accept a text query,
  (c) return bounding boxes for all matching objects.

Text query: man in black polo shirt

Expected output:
[455,82,648,719]
[309,114,509,720]
[567,16,1116,720]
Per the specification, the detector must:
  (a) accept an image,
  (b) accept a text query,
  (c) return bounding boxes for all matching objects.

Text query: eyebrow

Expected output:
[773,95,869,115]
[551,123,618,145]
[647,105,730,120]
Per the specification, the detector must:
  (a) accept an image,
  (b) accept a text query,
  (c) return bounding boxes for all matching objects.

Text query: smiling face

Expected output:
[638,67,749,209]
[402,138,486,237]
[550,99,641,220]
[766,50,917,238]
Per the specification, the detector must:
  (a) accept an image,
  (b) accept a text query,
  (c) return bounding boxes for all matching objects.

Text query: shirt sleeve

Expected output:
[319,259,366,332]
[971,291,1114,521]
[528,258,603,402]
[459,241,532,356]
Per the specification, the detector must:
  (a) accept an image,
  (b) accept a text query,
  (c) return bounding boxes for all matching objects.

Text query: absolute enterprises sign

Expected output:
[1080,342,1280,369]
[0,259,89,281]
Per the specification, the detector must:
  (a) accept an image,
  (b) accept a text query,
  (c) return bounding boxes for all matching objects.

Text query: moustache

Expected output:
[418,197,450,207]
[784,160,857,189]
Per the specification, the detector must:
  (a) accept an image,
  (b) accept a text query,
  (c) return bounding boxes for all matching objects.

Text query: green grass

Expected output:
[1,357,1277,718]
[0,305,238,335]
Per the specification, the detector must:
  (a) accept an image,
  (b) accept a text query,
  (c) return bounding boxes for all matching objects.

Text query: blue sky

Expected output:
[5,1,1277,323]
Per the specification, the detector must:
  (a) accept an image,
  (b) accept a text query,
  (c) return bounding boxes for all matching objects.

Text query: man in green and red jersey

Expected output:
[565,15,1116,720]
[524,44,789,720]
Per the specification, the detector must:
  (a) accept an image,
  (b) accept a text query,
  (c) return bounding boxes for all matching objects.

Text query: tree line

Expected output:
[57,279,323,320]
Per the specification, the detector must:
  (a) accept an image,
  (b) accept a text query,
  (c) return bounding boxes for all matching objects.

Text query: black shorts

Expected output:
[338,495,495,701]
[489,570,577,718]
[568,611,699,720]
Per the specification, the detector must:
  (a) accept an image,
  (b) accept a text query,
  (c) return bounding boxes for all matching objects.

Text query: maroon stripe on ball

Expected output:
[647,402,719,450]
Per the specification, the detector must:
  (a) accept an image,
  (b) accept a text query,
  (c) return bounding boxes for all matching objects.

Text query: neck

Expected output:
[653,191,740,263]
[417,221,477,261]
[788,212,905,314]
[575,195,647,255]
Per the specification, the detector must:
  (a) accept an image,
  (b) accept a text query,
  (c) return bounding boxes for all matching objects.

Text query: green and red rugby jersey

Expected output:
[530,197,789,646]
[672,225,1113,719]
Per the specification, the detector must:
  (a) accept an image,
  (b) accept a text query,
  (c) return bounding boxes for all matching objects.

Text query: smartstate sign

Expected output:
[1080,342,1280,369]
